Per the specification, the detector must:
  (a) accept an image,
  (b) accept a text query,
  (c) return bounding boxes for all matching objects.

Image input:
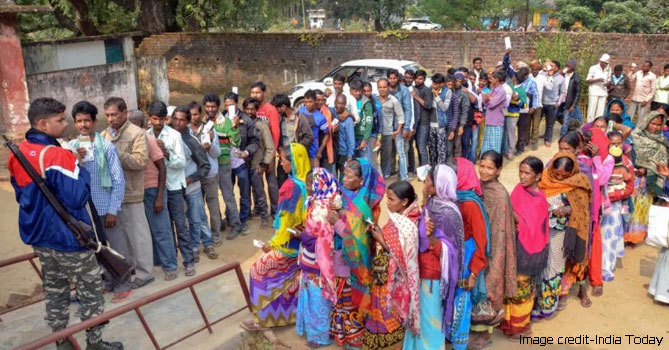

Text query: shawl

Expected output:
[588,128,610,160]
[270,143,311,257]
[455,157,491,305]
[539,151,592,272]
[305,167,338,303]
[632,111,669,194]
[510,184,550,277]
[341,157,386,312]
[384,209,421,335]
[418,164,463,332]
[481,179,518,310]
[73,132,112,189]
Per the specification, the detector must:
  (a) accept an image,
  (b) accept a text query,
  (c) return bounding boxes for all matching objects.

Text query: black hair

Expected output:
[388,180,417,205]
[645,60,653,68]
[614,64,623,71]
[553,156,575,173]
[224,92,238,103]
[553,60,561,69]
[592,116,606,125]
[104,97,127,112]
[314,89,324,96]
[282,145,292,159]
[363,81,373,89]
[147,101,168,118]
[607,131,623,140]
[416,69,427,78]
[404,69,416,78]
[445,74,455,83]
[516,67,530,83]
[559,130,582,149]
[188,101,202,113]
[473,57,482,64]
[521,156,544,175]
[272,94,291,108]
[333,74,346,83]
[28,97,66,125]
[250,81,266,92]
[349,79,363,91]
[242,97,260,109]
[481,150,503,169]
[479,72,489,81]
[387,69,400,78]
[174,105,191,122]
[664,64,669,70]
[607,100,625,113]
[377,77,389,85]
[202,93,221,107]
[492,70,506,82]
[345,159,362,178]
[303,89,316,100]
[432,73,445,84]
[447,67,456,75]
[458,66,469,74]
[605,113,623,124]
[71,101,98,121]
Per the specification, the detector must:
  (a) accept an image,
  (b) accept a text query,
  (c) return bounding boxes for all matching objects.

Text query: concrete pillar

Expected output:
[0,12,30,139]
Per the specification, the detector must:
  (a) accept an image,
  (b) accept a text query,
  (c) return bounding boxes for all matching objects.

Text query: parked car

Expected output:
[401,17,443,31]
[288,59,430,108]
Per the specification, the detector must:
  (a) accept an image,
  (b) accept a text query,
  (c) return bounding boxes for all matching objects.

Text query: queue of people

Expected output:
[7,52,669,350]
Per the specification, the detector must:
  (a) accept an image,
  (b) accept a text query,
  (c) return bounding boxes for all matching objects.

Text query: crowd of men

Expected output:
[7,51,669,350]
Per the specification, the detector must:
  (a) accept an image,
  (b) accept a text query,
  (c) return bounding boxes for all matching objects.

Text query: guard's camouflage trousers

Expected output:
[34,247,105,344]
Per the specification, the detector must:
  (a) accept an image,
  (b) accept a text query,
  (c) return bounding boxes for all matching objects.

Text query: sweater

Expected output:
[101,119,149,203]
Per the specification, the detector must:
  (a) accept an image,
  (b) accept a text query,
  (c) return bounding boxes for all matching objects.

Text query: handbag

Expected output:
[646,204,669,248]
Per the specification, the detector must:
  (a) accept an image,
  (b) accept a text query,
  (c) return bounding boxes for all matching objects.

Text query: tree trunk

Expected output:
[48,0,80,35]
[68,0,100,36]
[137,0,167,34]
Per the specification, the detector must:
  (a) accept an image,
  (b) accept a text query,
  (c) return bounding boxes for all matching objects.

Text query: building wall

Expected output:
[137,32,669,104]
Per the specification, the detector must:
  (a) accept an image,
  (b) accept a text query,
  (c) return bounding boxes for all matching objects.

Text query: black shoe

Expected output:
[240,224,250,236]
[56,339,76,350]
[226,227,240,240]
[86,340,124,350]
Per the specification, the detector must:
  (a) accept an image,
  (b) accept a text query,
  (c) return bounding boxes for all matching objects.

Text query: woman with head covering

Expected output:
[403,165,463,350]
[296,167,338,347]
[452,158,492,350]
[330,158,385,349]
[364,180,421,349]
[242,143,311,331]
[472,151,517,347]
[501,156,549,339]
[538,152,591,314]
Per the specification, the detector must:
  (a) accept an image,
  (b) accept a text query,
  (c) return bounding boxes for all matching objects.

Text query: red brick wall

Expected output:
[136,32,669,104]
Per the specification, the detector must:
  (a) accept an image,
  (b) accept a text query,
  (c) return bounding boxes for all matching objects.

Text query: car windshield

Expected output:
[403,63,424,73]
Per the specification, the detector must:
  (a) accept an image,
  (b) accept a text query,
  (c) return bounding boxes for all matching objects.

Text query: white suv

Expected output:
[288,59,429,108]
[401,18,443,31]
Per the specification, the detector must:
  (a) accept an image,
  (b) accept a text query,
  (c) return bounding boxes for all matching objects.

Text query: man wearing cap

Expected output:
[560,59,583,136]
[629,61,657,122]
[586,54,612,122]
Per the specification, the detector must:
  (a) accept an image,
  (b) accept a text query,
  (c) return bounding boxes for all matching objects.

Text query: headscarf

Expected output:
[455,158,491,304]
[418,164,463,331]
[605,98,635,130]
[270,143,311,256]
[539,151,592,271]
[340,158,386,312]
[510,183,549,277]
[632,111,669,194]
[304,167,338,303]
[588,128,611,160]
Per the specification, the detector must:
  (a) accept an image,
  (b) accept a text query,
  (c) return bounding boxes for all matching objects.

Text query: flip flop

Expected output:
[239,319,268,332]
[580,295,592,308]
[592,286,603,297]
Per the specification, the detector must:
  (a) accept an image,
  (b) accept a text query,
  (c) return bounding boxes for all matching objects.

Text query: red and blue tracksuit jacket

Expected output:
[8,129,92,252]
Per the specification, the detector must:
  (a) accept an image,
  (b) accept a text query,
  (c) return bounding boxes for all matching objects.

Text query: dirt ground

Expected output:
[1,140,668,349]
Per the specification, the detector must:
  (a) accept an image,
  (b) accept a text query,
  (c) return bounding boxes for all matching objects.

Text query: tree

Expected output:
[595,1,651,33]
[324,0,407,31]
[554,3,598,30]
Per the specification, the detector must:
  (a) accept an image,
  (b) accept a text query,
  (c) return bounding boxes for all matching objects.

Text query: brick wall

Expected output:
[136,32,669,104]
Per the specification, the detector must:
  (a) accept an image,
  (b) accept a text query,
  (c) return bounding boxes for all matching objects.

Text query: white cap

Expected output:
[167,105,177,117]
[600,54,610,63]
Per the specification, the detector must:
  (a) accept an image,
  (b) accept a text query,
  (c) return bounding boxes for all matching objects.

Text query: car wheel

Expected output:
[412,27,418,31]
[293,98,304,109]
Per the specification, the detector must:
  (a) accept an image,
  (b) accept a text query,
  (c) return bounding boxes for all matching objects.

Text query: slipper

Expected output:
[239,319,268,332]
[580,295,592,308]
[164,270,178,281]
[111,290,132,303]
[591,286,603,297]
[131,277,155,289]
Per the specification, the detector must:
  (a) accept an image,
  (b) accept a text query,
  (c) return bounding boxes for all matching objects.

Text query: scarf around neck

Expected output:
[74,132,111,189]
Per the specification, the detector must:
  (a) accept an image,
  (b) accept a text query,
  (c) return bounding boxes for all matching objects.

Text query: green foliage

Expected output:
[595,1,651,33]
[324,0,408,31]
[555,0,663,33]
[298,33,324,46]
[554,4,598,30]
[380,29,410,41]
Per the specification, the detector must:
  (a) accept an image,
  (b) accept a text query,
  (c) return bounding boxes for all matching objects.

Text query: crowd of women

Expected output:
[237,103,669,350]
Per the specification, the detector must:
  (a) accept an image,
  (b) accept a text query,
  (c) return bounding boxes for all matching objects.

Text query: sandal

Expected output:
[557,298,568,311]
[240,319,268,332]
[131,277,155,289]
[592,286,603,297]
[579,294,592,308]
[306,341,327,348]
[204,246,218,260]
[111,290,132,303]
[164,270,178,281]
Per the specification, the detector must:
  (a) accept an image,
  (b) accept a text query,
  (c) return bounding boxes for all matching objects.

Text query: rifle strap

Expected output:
[38,145,55,179]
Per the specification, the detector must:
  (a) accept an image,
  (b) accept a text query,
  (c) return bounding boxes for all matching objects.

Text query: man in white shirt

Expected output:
[326,73,359,122]
[629,61,658,122]
[586,54,611,122]
[653,64,669,112]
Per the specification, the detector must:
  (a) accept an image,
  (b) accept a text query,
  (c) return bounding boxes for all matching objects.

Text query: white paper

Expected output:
[200,132,211,145]
[416,164,431,181]
[232,86,238,94]
[253,239,265,248]
[331,118,339,127]
[504,36,512,50]
[78,137,94,162]
[227,105,236,118]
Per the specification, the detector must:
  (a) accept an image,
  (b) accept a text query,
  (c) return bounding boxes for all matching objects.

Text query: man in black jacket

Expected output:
[172,106,218,262]
[223,92,260,237]
[560,59,583,136]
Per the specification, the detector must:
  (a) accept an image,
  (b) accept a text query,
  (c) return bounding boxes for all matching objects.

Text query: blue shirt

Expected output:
[70,137,125,216]
[390,84,414,131]
[297,106,329,158]
[332,108,356,157]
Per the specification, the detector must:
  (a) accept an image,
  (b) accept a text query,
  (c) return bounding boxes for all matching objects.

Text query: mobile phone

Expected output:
[227,105,236,118]
[253,239,265,248]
